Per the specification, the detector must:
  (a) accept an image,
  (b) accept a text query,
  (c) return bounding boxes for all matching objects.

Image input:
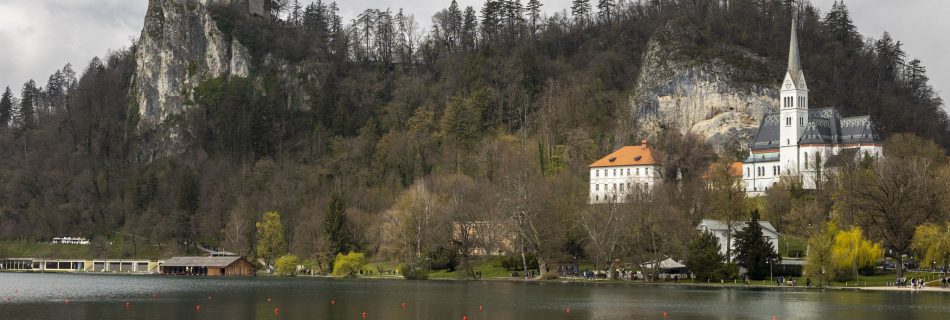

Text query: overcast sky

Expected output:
[0,0,946,108]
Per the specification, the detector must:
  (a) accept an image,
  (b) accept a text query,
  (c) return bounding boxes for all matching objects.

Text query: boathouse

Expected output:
[160,256,255,276]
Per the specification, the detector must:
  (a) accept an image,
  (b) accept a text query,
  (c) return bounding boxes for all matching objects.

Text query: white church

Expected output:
[742,21,883,195]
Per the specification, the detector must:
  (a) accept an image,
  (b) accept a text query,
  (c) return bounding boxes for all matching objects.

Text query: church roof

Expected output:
[750,108,883,149]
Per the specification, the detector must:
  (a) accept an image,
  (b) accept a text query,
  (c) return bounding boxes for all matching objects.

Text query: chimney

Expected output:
[640,140,648,149]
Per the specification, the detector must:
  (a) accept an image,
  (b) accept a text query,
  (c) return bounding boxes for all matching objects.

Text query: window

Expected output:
[636,168,640,176]
[595,195,599,201]
[620,184,624,191]
[800,117,804,126]
[746,168,750,177]
[595,170,599,177]
[804,152,809,169]
[787,117,791,126]
[595,184,599,191]
[626,169,630,176]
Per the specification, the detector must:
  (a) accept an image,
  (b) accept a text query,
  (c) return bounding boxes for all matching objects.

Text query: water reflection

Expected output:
[0,273,947,319]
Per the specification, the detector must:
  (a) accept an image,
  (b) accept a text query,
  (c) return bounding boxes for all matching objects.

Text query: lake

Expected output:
[0,273,947,319]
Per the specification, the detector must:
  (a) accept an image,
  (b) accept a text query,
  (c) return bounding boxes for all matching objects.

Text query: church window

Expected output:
[786,117,791,126]
[800,117,804,126]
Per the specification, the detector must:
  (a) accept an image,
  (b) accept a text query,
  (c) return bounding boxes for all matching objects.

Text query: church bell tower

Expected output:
[779,19,809,175]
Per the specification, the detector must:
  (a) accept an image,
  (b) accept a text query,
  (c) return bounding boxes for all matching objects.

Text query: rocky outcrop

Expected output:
[132,0,253,127]
[632,20,778,152]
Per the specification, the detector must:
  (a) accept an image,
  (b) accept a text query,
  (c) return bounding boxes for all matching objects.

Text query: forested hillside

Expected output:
[0,0,946,273]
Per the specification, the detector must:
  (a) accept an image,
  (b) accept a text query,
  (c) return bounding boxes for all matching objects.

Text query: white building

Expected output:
[742,21,883,196]
[588,140,663,204]
[697,219,779,260]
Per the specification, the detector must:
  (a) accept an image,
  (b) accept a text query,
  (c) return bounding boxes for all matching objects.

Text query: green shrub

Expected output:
[427,245,459,271]
[332,252,366,277]
[501,254,538,271]
[275,255,298,276]
[401,265,429,280]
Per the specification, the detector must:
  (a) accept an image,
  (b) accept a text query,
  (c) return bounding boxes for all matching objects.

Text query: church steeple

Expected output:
[787,19,802,83]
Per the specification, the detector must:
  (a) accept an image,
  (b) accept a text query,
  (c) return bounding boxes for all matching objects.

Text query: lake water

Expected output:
[0,273,947,319]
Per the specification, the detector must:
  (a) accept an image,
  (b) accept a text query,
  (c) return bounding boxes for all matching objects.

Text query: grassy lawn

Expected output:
[0,241,176,260]
[778,235,807,259]
[827,271,943,287]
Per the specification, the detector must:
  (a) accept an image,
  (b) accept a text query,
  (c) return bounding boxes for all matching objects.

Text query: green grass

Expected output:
[0,241,176,260]
[778,235,807,258]
[826,271,943,287]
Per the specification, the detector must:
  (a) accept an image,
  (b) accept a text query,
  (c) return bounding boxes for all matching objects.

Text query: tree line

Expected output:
[0,0,948,278]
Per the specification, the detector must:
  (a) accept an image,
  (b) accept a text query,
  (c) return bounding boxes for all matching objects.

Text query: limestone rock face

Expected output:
[133,0,252,127]
[632,21,778,152]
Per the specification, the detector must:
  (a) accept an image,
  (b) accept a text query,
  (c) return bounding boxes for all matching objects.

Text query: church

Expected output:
[742,21,883,196]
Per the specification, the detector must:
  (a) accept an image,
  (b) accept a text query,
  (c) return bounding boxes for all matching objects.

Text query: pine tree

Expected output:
[687,230,727,281]
[324,192,351,257]
[733,210,780,280]
[448,0,463,46]
[525,0,542,30]
[571,0,591,24]
[290,0,302,25]
[19,80,36,129]
[823,1,859,47]
[597,0,614,22]
[462,6,479,48]
[0,87,12,128]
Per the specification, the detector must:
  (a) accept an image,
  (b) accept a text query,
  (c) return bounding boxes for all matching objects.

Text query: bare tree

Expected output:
[836,156,949,279]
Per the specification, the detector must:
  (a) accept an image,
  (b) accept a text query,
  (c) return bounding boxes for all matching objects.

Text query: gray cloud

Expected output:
[0,0,944,110]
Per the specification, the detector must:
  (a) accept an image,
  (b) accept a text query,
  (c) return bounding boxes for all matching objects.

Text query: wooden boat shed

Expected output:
[160,256,255,276]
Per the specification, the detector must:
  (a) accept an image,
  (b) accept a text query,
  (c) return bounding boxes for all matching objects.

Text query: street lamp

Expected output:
[768,259,773,284]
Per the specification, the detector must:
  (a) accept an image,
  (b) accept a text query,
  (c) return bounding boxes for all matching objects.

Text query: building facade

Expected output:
[697,219,780,260]
[588,140,663,204]
[742,21,882,196]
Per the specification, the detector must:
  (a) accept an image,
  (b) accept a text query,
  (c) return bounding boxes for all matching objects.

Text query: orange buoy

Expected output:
[479,305,484,311]
[663,311,669,318]
[274,307,279,315]
[566,307,571,314]
[331,299,336,305]
[463,316,469,320]
[362,311,367,319]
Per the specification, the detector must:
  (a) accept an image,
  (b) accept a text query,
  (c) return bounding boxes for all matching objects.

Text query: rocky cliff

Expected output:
[133,0,253,128]
[632,20,779,152]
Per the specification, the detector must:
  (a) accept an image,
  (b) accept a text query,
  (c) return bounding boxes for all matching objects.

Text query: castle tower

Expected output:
[779,19,809,175]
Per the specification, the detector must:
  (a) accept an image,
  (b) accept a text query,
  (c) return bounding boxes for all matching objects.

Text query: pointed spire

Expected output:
[787,18,801,80]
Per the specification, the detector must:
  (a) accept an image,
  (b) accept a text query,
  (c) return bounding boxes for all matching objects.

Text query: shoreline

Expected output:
[4,270,948,294]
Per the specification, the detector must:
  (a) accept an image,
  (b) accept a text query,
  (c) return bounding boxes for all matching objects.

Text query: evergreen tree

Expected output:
[290,0,302,25]
[571,0,591,24]
[448,0,463,45]
[462,6,479,48]
[686,230,727,281]
[823,1,859,48]
[597,0,614,22]
[733,210,780,280]
[324,192,351,257]
[19,80,36,129]
[0,87,12,128]
[525,0,542,30]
